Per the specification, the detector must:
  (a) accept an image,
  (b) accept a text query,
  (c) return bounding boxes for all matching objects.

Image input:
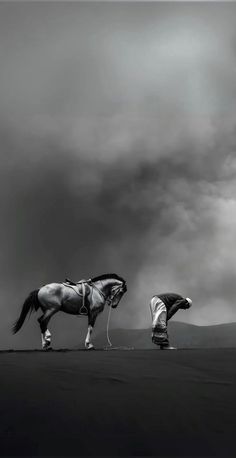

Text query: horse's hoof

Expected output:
[44,346,53,351]
[85,345,95,350]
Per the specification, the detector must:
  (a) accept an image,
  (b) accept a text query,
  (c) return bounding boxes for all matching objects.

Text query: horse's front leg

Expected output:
[85,315,96,350]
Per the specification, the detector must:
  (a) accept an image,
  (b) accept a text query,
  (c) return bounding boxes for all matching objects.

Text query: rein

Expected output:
[106,304,112,347]
[95,280,125,348]
[90,281,107,301]
[103,282,133,350]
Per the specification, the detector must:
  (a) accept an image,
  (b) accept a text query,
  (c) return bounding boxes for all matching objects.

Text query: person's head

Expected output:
[185,297,193,308]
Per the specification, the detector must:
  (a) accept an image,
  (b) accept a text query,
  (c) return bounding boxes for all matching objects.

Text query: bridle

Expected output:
[97,280,126,307]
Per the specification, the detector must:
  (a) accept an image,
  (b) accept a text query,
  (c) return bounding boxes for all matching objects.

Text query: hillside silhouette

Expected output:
[94,321,236,348]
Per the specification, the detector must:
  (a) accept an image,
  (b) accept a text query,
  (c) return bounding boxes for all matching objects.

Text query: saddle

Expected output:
[63,278,91,315]
[64,278,91,293]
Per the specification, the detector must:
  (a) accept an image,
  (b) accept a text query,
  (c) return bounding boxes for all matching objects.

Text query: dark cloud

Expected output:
[1,2,236,348]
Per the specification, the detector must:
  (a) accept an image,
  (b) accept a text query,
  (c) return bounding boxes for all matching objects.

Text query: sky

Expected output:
[1,1,236,349]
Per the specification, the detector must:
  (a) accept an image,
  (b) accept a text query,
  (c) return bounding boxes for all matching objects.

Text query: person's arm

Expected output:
[167,298,188,320]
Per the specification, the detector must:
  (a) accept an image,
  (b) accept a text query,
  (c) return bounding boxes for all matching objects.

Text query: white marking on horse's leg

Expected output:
[41,333,46,349]
[45,329,51,343]
[85,325,94,349]
[41,329,52,349]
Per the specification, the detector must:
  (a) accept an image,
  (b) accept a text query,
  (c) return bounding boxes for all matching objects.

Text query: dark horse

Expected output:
[13,274,127,350]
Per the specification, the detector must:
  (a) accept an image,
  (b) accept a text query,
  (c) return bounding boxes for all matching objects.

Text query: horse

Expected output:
[12,273,127,350]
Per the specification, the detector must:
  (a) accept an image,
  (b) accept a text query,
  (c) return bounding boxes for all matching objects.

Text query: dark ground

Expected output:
[0,349,236,457]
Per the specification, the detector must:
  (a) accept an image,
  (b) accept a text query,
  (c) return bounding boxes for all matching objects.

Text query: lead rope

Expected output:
[106,304,112,347]
[105,287,118,348]
[104,290,134,351]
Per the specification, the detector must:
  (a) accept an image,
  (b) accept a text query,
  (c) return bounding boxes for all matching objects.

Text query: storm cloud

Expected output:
[1,2,236,348]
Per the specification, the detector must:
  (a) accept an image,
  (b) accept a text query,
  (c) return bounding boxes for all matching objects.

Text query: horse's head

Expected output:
[109,279,127,308]
[182,297,193,309]
[91,274,127,308]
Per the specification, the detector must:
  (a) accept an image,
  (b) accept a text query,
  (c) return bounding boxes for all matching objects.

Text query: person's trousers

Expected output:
[149,296,169,346]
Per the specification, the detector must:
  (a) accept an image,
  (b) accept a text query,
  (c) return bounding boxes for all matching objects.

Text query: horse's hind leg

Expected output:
[38,309,57,350]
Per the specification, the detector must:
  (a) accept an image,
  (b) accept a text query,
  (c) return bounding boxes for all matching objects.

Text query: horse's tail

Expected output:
[12,289,41,334]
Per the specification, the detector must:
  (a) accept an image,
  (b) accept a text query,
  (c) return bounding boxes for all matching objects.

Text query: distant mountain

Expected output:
[93,321,236,348]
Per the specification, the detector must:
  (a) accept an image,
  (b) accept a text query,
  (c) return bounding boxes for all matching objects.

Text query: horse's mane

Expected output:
[91,273,126,283]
